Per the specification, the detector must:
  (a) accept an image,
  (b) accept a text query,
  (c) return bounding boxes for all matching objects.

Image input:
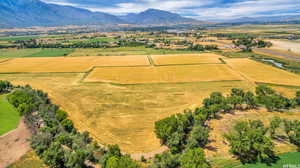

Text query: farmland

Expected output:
[0,55,150,73]
[0,94,20,135]
[151,53,223,65]
[1,25,300,168]
[84,64,243,84]
[225,58,300,86]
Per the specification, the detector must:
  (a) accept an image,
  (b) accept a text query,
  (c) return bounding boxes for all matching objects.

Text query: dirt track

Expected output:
[0,118,31,168]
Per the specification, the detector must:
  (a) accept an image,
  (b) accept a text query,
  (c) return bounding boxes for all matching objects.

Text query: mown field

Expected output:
[225,58,300,86]
[0,55,150,73]
[84,64,243,84]
[1,48,300,168]
[0,94,20,135]
[151,53,223,65]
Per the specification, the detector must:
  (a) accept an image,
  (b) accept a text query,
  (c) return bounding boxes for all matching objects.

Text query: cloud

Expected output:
[86,0,214,15]
[40,0,300,20]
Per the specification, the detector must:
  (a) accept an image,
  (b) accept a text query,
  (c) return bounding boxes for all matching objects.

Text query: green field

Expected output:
[24,48,74,57]
[0,48,74,58]
[0,36,41,41]
[214,152,300,168]
[241,152,300,168]
[0,94,20,135]
[69,46,200,56]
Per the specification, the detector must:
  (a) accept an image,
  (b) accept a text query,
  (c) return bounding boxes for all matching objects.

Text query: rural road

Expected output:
[255,48,300,61]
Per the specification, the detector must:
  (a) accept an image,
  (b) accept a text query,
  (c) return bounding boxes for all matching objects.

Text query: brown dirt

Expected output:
[0,118,31,168]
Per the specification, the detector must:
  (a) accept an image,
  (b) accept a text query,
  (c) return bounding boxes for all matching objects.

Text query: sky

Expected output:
[40,0,300,20]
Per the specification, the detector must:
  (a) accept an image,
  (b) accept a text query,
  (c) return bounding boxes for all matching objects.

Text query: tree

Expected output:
[225,120,276,164]
[269,117,282,138]
[106,155,141,168]
[186,125,209,149]
[150,152,180,168]
[180,148,211,168]
[155,115,179,145]
[0,80,12,93]
[295,91,300,105]
[244,91,258,109]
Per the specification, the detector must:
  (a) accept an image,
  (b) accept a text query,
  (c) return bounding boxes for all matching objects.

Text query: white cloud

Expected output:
[41,0,79,7]
[191,0,300,20]
[84,0,215,15]
[40,0,300,20]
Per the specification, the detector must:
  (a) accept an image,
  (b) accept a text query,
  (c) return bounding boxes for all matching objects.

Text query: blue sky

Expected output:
[41,0,300,20]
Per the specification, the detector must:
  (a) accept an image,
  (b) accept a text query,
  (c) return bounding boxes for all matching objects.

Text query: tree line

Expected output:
[2,81,140,168]
[153,85,300,167]
[3,80,300,168]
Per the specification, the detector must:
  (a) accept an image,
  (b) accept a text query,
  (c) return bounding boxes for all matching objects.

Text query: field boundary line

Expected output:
[0,58,14,64]
[81,80,244,86]
[255,82,300,88]
[153,63,224,67]
[223,59,257,87]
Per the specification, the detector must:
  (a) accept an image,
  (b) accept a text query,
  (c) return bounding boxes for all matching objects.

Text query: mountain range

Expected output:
[0,0,299,28]
[0,0,198,28]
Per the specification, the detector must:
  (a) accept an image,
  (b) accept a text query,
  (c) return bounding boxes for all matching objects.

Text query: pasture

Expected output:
[68,47,199,56]
[0,55,150,73]
[84,64,243,84]
[1,52,300,156]
[225,58,300,86]
[0,94,20,136]
[151,53,223,65]
[0,48,74,58]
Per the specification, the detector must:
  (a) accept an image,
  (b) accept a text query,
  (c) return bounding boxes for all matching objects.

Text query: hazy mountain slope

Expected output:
[119,9,198,25]
[0,0,123,27]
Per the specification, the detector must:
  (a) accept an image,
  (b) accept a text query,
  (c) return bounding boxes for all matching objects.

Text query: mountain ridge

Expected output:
[0,0,200,28]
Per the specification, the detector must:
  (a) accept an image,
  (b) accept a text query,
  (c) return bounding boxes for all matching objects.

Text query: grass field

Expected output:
[0,55,150,73]
[239,152,300,168]
[23,48,74,57]
[7,151,47,168]
[68,47,199,56]
[151,53,223,66]
[0,48,74,58]
[0,94,20,136]
[84,64,243,84]
[0,73,254,153]
[225,58,300,86]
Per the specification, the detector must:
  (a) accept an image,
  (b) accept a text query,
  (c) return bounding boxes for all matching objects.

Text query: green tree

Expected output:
[150,152,180,168]
[180,148,211,168]
[269,117,282,139]
[186,125,209,149]
[225,120,276,164]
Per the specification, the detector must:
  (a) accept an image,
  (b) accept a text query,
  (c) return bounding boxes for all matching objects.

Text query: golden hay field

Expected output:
[225,58,300,86]
[151,53,223,65]
[84,64,243,84]
[0,73,254,154]
[0,56,149,73]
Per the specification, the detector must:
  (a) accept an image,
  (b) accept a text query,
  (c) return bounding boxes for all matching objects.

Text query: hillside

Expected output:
[0,0,123,27]
[119,9,198,25]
